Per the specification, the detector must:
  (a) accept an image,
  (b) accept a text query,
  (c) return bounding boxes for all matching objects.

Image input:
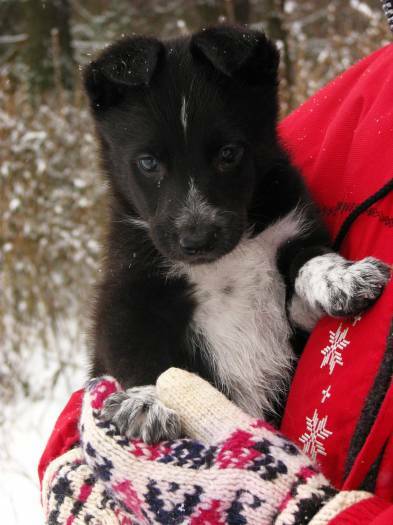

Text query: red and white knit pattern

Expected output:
[42,369,371,524]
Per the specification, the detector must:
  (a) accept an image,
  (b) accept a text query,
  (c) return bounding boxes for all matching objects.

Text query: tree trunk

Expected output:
[224,0,251,24]
[262,0,295,111]
[23,0,75,97]
[234,0,251,24]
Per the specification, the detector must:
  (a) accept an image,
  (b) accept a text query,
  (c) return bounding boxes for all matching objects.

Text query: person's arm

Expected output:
[41,370,393,524]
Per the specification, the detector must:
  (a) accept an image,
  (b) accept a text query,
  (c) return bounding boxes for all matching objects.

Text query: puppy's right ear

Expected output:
[84,36,164,111]
[190,26,279,86]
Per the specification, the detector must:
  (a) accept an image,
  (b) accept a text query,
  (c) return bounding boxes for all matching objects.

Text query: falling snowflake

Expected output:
[299,409,333,461]
[320,323,350,375]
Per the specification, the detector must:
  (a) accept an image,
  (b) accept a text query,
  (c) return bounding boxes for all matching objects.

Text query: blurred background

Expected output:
[0,0,391,523]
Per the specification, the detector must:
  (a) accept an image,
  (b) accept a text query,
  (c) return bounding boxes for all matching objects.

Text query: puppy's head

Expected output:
[84,26,280,264]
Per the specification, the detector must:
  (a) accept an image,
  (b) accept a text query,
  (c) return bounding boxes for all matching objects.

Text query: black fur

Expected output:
[85,27,331,408]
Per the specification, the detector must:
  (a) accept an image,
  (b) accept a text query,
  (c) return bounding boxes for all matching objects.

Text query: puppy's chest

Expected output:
[191,246,284,340]
[184,230,294,417]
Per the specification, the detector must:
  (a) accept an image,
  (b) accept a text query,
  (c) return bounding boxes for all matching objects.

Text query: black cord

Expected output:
[333,177,393,251]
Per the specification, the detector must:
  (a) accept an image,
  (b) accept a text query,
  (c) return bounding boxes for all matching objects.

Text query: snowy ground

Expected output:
[1,332,87,524]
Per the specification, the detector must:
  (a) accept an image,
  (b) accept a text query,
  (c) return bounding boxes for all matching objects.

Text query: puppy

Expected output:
[84,26,390,443]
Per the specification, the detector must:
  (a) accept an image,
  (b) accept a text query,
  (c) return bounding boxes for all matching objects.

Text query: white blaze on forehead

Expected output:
[180,96,187,133]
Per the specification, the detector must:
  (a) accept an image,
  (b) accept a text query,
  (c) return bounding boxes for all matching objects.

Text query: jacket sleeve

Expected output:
[310,493,393,524]
[38,388,83,488]
[331,497,393,524]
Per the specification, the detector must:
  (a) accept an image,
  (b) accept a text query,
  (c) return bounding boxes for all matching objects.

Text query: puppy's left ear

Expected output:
[190,26,279,85]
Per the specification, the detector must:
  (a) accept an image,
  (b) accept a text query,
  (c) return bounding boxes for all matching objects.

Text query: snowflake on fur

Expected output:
[320,323,350,375]
[299,409,333,461]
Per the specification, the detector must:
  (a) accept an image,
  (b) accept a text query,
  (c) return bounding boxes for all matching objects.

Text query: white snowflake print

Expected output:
[352,314,362,327]
[320,323,350,375]
[299,409,333,461]
[321,385,332,403]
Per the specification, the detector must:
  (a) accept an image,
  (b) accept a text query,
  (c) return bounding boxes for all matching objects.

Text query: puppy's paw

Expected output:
[296,254,391,317]
[327,257,390,315]
[101,385,181,444]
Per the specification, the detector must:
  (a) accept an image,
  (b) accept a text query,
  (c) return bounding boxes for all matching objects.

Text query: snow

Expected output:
[1,333,86,524]
[1,94,103,523]
[9,198,21,211]
[350,0,374,19]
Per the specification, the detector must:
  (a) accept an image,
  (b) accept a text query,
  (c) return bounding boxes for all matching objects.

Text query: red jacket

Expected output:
[279,44,393,522]
[39,45,393,523]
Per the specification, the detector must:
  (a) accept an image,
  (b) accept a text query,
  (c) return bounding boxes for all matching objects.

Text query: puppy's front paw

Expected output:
[101,385,181,444]
[328,257,390,315]
[296,254,391,317]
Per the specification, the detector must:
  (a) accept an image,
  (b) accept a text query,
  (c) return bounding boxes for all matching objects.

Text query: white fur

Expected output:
[180,96,187,133]
[124,216,150,230]
[175,179,218,229]
[296,253,348,313]
[172,209,309,418]
[289,293,323,332]
[295,254,389,316]
[102,385,181,442]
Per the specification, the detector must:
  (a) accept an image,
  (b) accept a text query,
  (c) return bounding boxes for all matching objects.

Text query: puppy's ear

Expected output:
[190,26,279,85]
[84,36,164,111]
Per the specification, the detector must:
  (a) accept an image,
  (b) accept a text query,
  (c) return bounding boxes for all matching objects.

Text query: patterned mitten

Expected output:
[43,370,372,524]
[79,370,338,524]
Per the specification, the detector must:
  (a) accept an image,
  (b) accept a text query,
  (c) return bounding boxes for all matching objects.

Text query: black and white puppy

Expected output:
[84,26,390,443]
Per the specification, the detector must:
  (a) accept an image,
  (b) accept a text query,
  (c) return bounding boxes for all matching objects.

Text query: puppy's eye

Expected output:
[137,155,160,173]
[217,144,244,169]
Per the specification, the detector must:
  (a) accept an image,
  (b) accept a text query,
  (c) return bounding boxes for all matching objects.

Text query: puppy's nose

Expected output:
[179,228,217,255]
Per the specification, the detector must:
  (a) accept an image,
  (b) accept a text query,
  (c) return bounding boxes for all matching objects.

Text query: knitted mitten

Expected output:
[42,447,131,524]
[81,371,336,525]
[43,370,372,524]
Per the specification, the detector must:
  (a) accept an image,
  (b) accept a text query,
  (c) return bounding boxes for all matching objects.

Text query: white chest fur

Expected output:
[179,211,306,418]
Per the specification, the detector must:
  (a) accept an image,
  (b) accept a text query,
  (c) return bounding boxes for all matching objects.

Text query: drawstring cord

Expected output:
[333,178,393,251]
